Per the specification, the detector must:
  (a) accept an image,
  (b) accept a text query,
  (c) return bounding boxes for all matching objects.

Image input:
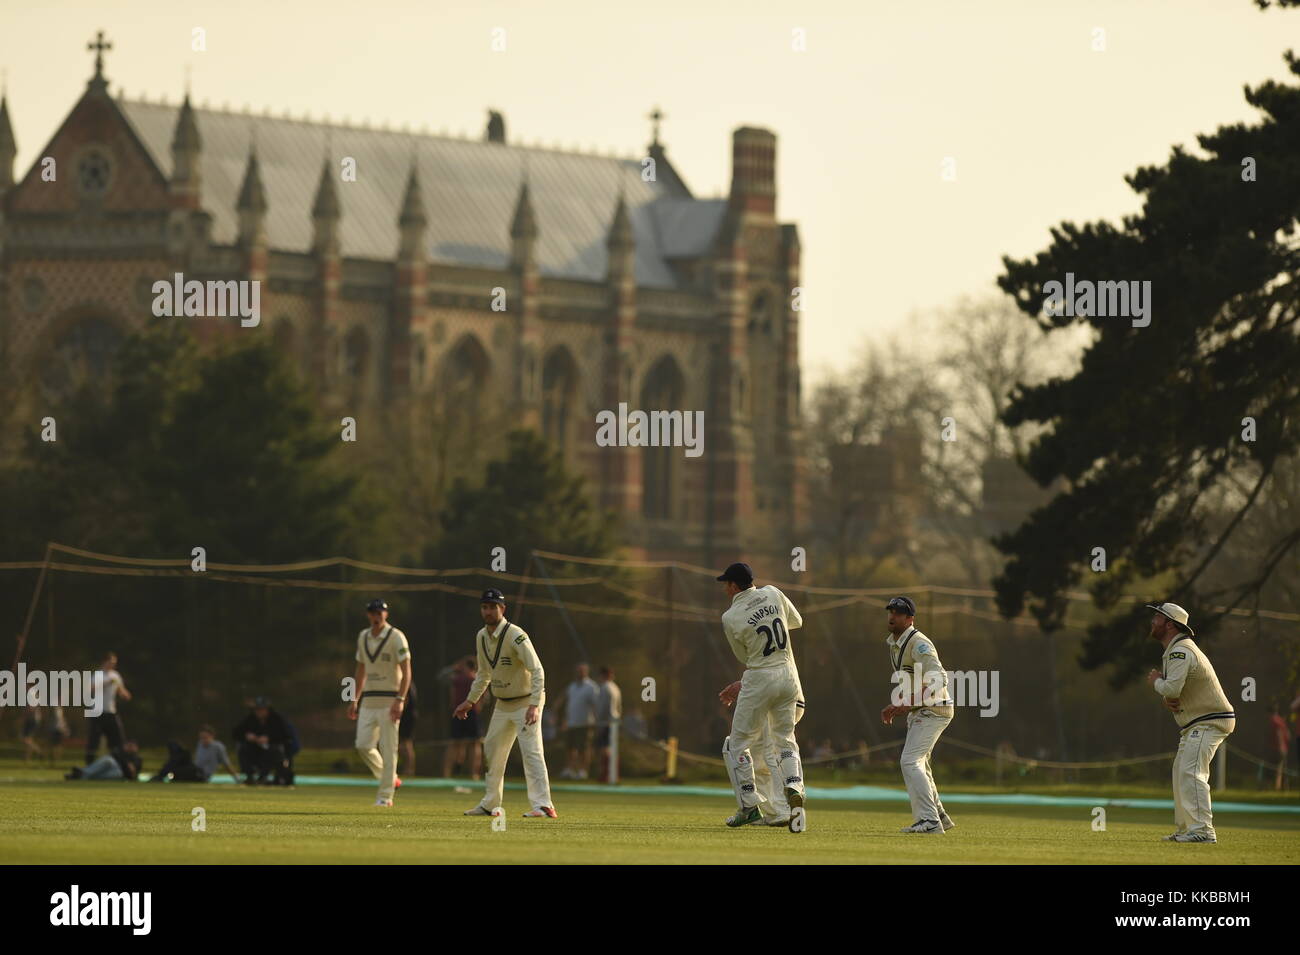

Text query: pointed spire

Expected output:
[236,140,267,213]
[398,160,426,228]
[172,93,201,152]
[607,191,634,250]
[0,89,14,192]
[510,179,537,240]
[168,92,202,205]
[0,92,15,155]
[312,155,340,219]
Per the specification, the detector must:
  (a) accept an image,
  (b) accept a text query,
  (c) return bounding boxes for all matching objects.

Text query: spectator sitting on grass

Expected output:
[151,725,240,782]
[65,741,142,781]
[233,697,296,785]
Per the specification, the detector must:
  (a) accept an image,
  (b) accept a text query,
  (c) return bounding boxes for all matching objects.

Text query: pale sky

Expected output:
[2,0,1295,388]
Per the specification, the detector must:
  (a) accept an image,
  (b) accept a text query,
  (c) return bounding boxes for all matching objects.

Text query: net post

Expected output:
[609,718,620,785]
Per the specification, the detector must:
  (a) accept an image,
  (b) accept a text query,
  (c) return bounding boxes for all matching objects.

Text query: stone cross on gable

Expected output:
[87,30,113,79]
[649,106,665,146]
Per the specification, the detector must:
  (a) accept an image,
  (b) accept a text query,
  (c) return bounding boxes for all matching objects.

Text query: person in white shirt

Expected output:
[595,666,622,782]
[455,589,556,818]
[716,562,806,833]
[880,596,955,834]
[720,669,806,827]
[347,598,412,808]
[1145,602,1235,844]
[84,651,131,765]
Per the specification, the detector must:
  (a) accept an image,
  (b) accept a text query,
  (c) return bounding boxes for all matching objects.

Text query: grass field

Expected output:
[2,777,1298,864]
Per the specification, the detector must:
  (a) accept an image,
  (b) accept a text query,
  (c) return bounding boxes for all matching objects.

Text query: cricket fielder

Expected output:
[454,589,556,818]
[721,675,805,827]
[347,598,412,808]
[1145,602,1235,843]
[716,562,806,832]
[880,596,955,834]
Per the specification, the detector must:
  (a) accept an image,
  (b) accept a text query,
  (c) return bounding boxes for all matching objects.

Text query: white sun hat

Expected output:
[1145,601,1194,636]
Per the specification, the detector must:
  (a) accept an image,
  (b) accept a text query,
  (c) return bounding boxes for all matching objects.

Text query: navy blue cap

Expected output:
[480,588,506,606]
[366,599,388,612]
[716,562,754,588]
[886,596,917,616]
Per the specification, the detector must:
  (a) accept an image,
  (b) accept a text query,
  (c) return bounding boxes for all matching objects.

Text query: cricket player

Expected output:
[716,562,806,832]
[880,596,955,834]
[1145,602,1235,843]
[720,674,805,827]
[454,588,556,818]
[347,598,412,808]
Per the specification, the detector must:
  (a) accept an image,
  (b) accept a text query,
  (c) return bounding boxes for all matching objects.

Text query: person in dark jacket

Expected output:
[233,697,295,785]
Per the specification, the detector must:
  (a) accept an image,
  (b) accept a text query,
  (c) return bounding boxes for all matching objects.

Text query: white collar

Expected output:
[485,618,510,639]
[729,586,756,607]
[886,625,917,647]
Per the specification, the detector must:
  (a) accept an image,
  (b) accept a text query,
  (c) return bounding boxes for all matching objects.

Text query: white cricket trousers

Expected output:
[478,697,553,812]
[725,700,805,820]
[1173,723,1231,838]
[901,708,951,823]
[728,666,803,811]
[356,703,400,801]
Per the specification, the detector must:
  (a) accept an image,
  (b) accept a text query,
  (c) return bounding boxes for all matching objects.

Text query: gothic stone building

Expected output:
[0,53,807,570]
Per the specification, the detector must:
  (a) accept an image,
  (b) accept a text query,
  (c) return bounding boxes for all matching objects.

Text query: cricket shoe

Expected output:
[900,819,944,834]
[463,806,492,816]
[1160,832,1182,841]
[785,788,807,834]
[764,815,791,827]
[940,813,956,831]
[1171,831,1216,843]
[726,806,763,828]
[522,807,558,818]
[375,798,393,808]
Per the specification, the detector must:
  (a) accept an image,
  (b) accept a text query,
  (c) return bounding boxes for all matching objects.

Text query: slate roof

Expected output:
[119,100,726,289]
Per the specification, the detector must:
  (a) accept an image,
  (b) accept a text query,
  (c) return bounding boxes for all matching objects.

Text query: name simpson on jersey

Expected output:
[746,605,780,627]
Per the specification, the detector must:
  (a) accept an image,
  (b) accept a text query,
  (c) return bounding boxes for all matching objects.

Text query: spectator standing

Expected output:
[443,657,482,779]
[21,704,42,762]
[1270,701,1290,791]
[559,663,598,779]
[595,666,622,782]
[84,651,131,764]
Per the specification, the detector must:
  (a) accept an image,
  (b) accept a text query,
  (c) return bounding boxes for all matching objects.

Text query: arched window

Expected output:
[542,347,578,455]
[342,327,369,380]
[38,315,123,402]
[438,334,490,425]
[641,355,685,520]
